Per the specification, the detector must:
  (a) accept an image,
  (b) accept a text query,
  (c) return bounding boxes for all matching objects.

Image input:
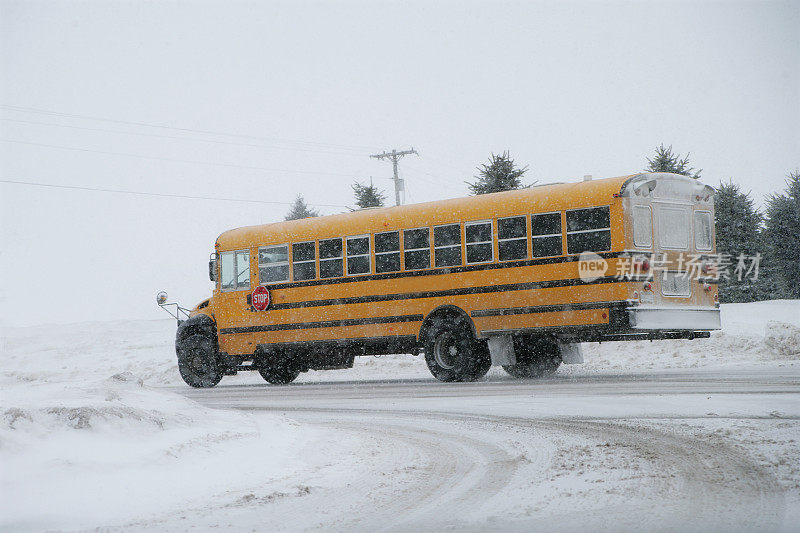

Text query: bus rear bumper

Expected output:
[627,306,721,331]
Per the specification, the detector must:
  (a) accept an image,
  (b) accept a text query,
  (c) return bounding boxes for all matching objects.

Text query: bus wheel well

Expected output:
[419,305,477,343]
[176,314,217,343]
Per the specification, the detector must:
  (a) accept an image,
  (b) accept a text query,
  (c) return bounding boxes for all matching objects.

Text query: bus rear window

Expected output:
[633,205,653,248]
[566,206,611,254]
[658,206,689,249]
[292,242,316,281]
[694,211,713,251]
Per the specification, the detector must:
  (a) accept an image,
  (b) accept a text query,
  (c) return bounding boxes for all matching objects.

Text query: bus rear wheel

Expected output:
[257,353,300,385]
[424,315,490,382]
[502,335,562,379]
[177,334,223,388]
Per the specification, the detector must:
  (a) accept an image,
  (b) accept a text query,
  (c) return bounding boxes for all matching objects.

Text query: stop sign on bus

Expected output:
[251,285,271,311]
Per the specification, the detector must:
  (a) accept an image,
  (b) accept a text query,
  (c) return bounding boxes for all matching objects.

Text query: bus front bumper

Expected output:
[627,306,721,331]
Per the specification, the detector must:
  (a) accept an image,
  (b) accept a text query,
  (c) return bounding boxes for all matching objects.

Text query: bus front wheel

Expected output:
[424,316,490,382]
[177,334,224,388]
[502,335,562,379]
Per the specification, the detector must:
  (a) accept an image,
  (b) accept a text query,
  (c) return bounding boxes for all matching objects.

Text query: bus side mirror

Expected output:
[156,291,168,305]
[209,258,217,282]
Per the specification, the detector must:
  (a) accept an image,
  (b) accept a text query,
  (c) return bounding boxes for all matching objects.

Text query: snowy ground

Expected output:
[1,300,799,531]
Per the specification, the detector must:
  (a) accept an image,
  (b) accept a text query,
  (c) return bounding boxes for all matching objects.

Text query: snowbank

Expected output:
[0,322,317,531]
[2,319,182,386]
[2,375,313,530]
[574,300,800,373]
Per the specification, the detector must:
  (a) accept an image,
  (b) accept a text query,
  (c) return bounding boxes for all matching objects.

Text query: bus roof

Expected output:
[216,173,639,250]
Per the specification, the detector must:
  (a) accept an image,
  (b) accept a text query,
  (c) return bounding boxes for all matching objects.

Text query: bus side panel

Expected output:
[474,308,610,335]
[225,269,629,354]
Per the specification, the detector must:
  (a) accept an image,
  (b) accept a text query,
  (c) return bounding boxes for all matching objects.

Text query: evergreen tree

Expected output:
[467,151,530,195]
[762,171,800,298]
[713,181,766,302]
[646,144,702,179]
[352,179,386,208]
[284,195,319,221]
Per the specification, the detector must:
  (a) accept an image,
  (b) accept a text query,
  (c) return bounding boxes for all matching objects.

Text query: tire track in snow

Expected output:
[258,408,786,531]
[292,412,533,532]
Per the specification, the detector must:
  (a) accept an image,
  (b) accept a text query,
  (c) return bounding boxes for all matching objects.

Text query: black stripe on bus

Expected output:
[264,251,624,290]
[219,314,424,335]
[267,275,629,311]
[257,335,419,351]
[471,300,626,318]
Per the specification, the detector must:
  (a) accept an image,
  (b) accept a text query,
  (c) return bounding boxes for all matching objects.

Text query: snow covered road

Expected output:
[174,366,800,532]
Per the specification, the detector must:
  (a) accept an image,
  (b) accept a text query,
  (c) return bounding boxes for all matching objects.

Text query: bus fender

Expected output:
[419,305,477,342]
[558,341,584,364]
[176,313,217,344]
[486,335,516,366]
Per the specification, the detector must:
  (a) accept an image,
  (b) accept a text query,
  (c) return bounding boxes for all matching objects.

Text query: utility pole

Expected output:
[370,148,418,206]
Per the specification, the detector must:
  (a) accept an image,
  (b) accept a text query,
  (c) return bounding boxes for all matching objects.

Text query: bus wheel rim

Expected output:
[434,333,459,370]
[190,354,206,374]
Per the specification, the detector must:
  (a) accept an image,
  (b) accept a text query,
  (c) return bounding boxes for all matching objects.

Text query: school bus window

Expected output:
[531,212,563,257]
[694,210,713,251]
[657,206,689,250]
[292,241,316,281]
[319,237,343,279]
[497,216,528,261]
[434,224,462,267]
[235,250,250,289]
[465,220,493,264]
[220,251,236,290]
[404,227,430,270]
[633,205,653,249]
[566,206,611,254]
[375,231,400,273]
[221,250,250,291]
[258,244,290,284]
[346,235,371,275]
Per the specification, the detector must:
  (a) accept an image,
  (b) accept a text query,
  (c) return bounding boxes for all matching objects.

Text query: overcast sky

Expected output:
[1,0,798,326]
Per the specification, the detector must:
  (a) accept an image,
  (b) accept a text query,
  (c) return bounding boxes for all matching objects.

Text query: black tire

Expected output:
[257,353,300,385]
[502,335,562,379]
[177,333,223,388]
[424,315,491,382]
[471,340,492,380]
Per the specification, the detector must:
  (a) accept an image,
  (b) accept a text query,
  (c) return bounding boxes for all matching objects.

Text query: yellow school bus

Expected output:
[173,172,720,387]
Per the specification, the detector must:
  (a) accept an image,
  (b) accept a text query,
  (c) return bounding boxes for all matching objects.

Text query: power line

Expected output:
[0,104,378,152]
[0,138,356,177]
[0,178,351,209]
[401,162,452,188]
[0,117,371,158]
